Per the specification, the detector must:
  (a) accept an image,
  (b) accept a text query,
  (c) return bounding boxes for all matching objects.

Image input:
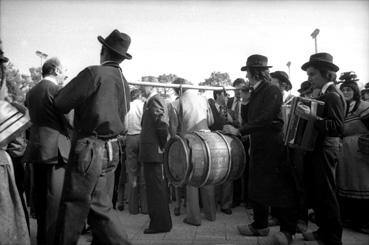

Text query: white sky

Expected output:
[1,0,368,94]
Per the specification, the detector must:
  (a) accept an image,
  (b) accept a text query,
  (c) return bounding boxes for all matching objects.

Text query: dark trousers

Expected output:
[143,162,172,231]
[55,137,131,245]
[12,156,30,232]
[125,135,147,214]
[305,146,343,245]
[33,162,65,245]
[234,136,250,206]
[252,201,298,235]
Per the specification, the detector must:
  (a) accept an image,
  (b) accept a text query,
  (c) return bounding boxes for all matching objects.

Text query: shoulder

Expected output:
[357,100,369,115]
[324,90,342,102]
[150,94,165,106]
[266,83,281,93]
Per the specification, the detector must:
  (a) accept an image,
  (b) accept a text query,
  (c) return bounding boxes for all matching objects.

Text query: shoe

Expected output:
[221,208,232,215]
[174,207,180,216]
[117,204,124,211]
[237,224,269,236]
[268,217,280,226]
[183,218,200,226]
[143,228,170,234]
[358,224,369,234]
[296,220,308,233]
[258,231,292,245]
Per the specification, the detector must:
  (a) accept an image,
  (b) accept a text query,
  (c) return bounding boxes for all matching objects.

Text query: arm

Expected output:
[240,86,282,135]
[149,95,169,149]
[54,68,97,113]
[315,92,345,137]
[168,102,179,138]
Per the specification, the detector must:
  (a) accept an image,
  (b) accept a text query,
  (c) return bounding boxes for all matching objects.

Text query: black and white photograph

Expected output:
[0,0,368,244]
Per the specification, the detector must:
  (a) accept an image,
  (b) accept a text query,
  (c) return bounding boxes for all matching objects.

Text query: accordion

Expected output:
[283,97,325,151]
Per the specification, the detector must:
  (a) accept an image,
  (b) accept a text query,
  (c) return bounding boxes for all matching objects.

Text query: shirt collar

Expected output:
[43,76,58,85]
[321,81,335,95]
[101,60,121,68]
[214,101,221,111]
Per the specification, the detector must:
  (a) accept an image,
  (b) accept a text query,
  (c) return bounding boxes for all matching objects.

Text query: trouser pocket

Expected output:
[74,139,95,175]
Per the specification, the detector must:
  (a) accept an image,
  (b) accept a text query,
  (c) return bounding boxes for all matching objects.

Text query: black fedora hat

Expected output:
[241,54,272,71]
[98,29,132,60]
[298,81,313,95]
[270,71,292,91]
[301,52,339,72]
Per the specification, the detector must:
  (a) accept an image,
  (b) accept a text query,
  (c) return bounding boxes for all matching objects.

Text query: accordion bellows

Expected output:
[0,101,31,147]
[283,97,325,151]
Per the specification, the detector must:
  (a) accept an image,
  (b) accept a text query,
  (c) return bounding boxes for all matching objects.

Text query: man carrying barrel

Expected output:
[224,54,298,245]
[168,77,216,226]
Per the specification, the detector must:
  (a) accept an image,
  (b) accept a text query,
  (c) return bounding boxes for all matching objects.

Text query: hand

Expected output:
[295,103,316,120]
[11,102,27,114]
[222,124,240,136]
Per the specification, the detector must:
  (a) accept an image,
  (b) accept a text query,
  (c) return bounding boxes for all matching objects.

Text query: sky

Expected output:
[1,0,368,94]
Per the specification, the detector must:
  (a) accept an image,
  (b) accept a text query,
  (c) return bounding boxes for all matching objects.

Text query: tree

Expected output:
[199,71,232,87]
[157,73,177,98]
[4,62,39,103]
[5,62,26,102]
[29,67,42,83]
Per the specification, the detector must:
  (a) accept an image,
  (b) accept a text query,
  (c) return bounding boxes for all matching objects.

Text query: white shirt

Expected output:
[43,76,58,85]
[125,99,144,135]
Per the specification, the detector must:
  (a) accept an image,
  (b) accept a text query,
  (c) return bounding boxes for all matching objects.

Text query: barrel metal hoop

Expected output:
[193,131,211,188]
[164,135,190,187]
[233,136,247,180]
[215,131,232,184]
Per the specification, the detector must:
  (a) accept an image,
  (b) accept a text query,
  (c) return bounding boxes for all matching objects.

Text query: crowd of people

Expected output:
[1,29,369,245]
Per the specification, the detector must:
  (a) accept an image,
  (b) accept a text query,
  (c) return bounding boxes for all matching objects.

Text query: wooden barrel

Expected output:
[164,131,246,188]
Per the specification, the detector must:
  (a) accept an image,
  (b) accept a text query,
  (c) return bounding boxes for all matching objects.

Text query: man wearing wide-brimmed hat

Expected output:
[54,29,132,245]
[298,52,345,245]
[270,71,294,104]
[224,54,299,245]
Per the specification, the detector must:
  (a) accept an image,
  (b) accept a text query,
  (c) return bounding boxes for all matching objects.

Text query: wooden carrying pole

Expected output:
[128,81,238,91]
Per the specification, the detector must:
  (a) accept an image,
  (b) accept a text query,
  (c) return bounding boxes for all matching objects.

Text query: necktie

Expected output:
[234,100,241,126]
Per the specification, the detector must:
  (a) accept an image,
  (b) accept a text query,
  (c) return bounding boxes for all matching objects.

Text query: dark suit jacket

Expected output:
[240,82,284,135]
[208,100,227,131]
[314,84,345,145]
[139,94,169,163]
[24,79,71,164]
[240,81,296,207]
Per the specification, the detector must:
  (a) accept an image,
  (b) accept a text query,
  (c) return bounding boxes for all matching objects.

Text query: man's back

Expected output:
[171,90,210,133]
[54,63,130,138]
[26,79,61,130]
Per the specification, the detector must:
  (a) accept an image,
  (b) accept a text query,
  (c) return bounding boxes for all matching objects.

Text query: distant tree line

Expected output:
[5,61,232,103]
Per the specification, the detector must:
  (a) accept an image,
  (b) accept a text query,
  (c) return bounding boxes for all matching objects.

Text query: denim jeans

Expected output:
[55,136,131,245]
